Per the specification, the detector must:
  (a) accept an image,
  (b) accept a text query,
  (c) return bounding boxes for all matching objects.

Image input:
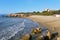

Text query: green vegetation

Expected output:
[8,9,60,17]
[15,10,58,16]
[41,11,54,15]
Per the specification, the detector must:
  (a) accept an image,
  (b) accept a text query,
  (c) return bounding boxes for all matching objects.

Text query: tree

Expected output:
[41,11,53,15]
[57,10,60,12]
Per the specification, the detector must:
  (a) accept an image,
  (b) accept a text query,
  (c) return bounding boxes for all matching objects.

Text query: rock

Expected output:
[32,28,42,34]
[35,35,44,40]
[46,30,51,40]
[20,28,59,40]
[57,36,60,40]
[46,30,58,40]
[51,32,58,39]
[20,34,31,40]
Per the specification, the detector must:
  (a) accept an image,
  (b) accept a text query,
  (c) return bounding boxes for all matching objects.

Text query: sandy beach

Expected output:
[28,15,60,35]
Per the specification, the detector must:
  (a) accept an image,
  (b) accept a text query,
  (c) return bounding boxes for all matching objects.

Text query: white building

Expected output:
[44,9,54,12]
[56,14,60,17]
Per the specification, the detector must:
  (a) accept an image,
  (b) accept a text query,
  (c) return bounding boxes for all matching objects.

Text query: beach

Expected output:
[28,15,60,35]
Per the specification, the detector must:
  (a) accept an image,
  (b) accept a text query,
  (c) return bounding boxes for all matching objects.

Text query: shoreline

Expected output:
[27,15,60,35]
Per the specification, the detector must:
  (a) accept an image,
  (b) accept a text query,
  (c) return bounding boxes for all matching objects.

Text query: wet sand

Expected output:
[28,15,60,35]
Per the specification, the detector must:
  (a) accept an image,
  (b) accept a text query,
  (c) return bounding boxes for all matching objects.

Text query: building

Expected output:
[56,14,60,17]
[44,9,55,12]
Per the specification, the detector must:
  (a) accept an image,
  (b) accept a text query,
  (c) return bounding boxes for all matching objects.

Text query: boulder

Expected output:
[46,30,51,40]
[35,35,44,40]
[32,28,42,34]
[57,36,60,40]
[20,28,59,40]
[20,34,31,40]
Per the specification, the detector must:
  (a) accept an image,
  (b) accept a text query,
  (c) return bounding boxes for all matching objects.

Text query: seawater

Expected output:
[0,17,40,40]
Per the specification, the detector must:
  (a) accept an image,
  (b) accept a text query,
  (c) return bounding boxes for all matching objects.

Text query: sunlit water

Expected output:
[0,17,42,40]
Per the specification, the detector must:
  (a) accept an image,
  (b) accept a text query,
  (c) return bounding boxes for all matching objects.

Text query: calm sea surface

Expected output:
[0,17,41,40]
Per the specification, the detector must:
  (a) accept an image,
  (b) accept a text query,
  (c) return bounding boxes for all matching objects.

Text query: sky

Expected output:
[0,0,60,14]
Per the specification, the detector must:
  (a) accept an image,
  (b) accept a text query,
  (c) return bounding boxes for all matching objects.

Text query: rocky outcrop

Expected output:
[57,36,60,40]
[8,14,30,18]
[20,34,31,40]
[20,27,58,40]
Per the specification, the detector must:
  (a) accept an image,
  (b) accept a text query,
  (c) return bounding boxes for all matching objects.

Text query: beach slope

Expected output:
[28,15,60,35]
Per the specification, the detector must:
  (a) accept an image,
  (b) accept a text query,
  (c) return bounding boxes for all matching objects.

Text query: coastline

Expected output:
[27,15,60,35]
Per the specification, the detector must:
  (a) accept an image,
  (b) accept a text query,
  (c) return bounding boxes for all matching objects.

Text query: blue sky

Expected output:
[0,0,60,14]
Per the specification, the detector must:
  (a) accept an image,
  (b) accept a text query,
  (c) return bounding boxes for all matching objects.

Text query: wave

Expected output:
[0,20,25,40]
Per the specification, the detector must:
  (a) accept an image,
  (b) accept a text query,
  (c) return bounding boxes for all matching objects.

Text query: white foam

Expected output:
[0,21,25,40]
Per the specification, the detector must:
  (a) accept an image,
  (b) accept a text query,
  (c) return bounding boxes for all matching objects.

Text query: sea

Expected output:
[0,17,42,40]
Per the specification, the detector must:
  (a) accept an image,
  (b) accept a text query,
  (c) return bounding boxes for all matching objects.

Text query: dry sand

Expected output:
[28,15,60,35]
